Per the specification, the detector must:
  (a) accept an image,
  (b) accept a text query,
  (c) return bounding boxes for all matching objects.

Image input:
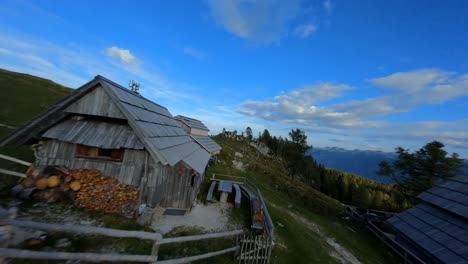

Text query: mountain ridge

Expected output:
[308,147,397,183]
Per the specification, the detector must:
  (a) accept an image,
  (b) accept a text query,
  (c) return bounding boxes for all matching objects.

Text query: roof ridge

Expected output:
[174,115,209,131]
[95,75,169,111]
[175,115,201,121]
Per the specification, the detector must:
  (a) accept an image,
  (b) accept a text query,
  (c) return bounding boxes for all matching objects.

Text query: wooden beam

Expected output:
[158,246,239,264]
[0,168,26,178]
[210,178,245,186]
[6,220,162,241]
[0,248,157,262]
[0,154,32,166]
[211,173,245,180]
[159,230,243,245]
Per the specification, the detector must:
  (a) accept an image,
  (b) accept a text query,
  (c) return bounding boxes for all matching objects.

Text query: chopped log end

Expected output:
[69,181,81,191]
[47,176,61,188]
[35,178,49,190]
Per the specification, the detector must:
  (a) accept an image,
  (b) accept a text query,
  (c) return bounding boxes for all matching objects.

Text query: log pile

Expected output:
[19,166,139,217]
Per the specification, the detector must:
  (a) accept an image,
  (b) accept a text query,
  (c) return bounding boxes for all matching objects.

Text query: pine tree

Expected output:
[377,141,465,195]
[245,127,253,142]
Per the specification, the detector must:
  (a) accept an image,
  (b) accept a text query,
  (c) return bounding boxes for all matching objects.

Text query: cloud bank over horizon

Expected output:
[237,69,468,153]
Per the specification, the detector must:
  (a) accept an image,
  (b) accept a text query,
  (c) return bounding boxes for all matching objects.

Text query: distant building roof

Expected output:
[174,115,209,131]
[0,76,210,174]
[191,134,222,154]
[387,175,468,263]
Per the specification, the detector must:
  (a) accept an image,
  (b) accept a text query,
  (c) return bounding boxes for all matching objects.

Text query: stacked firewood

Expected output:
[72,169,139,215]
[19,166,139,217]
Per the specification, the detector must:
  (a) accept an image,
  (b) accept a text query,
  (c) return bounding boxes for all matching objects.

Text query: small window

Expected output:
[76,145,124,162]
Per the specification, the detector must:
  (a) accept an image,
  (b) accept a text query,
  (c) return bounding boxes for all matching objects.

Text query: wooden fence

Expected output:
[238,233,273,264]
[211,173,275,264]
[211,173,275,240]
[344,205,425,264]
[0,208,243,263]
[366,221,425,264]
[0,153,31,178]
[344,204,396,223]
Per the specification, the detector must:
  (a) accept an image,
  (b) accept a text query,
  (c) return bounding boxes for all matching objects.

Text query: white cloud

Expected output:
[274,83,350,104]
[183,46,205,60]
[0,35,87,86]
[0,31,195,100]
[370,68,453,91]
[237,69,468,154]
[323,0,333,15]
[106,46,137,64]
[206,0,302,42]
[370,69,468,105]
[294,23,317,38]
[238,83,360,128]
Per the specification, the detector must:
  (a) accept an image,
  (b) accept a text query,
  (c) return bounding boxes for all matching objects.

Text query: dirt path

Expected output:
[150,202,231,234]
[269,203,361,264]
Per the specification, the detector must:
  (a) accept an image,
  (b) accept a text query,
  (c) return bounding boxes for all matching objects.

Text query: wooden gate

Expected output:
[238,233,273,264]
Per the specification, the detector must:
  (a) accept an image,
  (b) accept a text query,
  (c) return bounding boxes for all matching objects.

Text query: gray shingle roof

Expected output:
[99,79,210,174]
[174,115,209,131]
[42,118,145,149]
[418,175,468,219]
[0,75,210,174]
[191,134,221,154]
[387,175,468,264]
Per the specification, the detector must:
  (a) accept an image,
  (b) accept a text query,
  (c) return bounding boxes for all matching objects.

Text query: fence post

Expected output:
[151,237,161,263]
[0,207,17,263]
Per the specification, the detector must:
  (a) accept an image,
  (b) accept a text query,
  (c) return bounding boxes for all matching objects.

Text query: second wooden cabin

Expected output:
[175,115,221,156]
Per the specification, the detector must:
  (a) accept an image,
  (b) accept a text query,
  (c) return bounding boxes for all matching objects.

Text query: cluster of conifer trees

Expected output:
[249,127,464,212]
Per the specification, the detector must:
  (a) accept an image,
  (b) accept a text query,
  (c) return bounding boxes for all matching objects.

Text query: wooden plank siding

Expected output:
[191,128,209,136]
[36,139,202,209]
[64,86,126,120]
[143,160,199,209]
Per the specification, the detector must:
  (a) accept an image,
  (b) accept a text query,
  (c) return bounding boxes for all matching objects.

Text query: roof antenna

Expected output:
[129,80,140,94]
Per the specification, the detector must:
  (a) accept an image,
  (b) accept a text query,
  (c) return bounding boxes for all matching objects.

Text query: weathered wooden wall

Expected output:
[191,128,209,136]
[64,86,126,120]
[36,140,202,209]
[36,140,145,186]
[141,158,203,209]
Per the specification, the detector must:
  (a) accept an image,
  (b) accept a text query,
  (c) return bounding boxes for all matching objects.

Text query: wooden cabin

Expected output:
[175,115,221,156]
[386,175,468,264]
[0,76,211,209]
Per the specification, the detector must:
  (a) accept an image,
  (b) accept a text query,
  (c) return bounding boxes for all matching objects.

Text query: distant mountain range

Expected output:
[308,147,468,183]
[308,147,397,183]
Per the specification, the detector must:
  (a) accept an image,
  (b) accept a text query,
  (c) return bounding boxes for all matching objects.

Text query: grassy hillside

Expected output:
[207,135,398,263]
[0,69,72,128]
[0,69,72,187]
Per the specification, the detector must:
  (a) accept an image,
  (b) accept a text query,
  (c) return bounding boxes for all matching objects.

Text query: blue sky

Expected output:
[1,0,467,157]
